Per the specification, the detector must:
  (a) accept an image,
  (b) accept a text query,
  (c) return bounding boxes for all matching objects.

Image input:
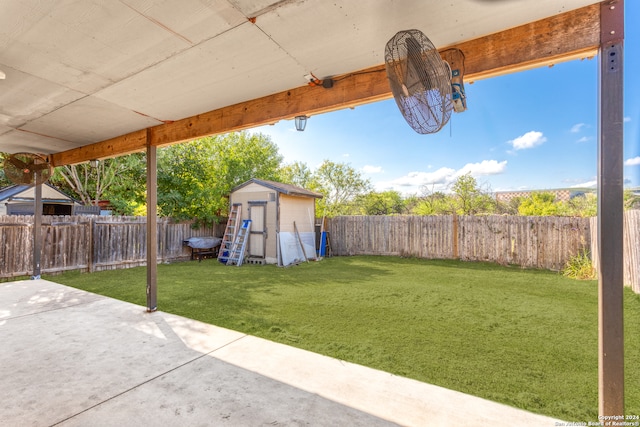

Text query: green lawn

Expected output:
[47,256,640,421]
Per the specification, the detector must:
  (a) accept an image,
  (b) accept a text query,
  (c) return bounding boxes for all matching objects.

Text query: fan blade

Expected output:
[404,36,430,93]
[30,162,51,172]
[7,155,29,171]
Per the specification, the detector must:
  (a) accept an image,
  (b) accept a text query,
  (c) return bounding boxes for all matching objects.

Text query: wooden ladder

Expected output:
[218,203,242,264]
[226,219,252,266]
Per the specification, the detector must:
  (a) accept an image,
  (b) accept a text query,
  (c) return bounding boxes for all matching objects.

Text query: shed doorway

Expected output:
[248,201,267,260]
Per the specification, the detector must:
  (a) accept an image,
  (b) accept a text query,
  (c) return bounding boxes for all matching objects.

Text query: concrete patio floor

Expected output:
[0,279,563,427]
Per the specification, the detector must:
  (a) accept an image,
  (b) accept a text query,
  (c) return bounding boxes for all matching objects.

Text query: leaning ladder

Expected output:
[218,203,242,264]
[226,219,252,266]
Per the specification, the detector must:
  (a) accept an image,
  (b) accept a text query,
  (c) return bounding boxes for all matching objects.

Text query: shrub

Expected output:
[562,249,596,280]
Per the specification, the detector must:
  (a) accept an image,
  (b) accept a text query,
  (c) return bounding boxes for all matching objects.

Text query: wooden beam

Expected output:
[49,129,147,167]
[48,4,600,166]
[458,3,599,82]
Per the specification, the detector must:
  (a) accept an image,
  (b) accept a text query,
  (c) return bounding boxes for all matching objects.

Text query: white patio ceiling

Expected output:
[0,0,600,162]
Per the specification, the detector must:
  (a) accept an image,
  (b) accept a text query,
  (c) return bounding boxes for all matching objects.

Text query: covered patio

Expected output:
[0,0,626,420]
[0,278,561,426]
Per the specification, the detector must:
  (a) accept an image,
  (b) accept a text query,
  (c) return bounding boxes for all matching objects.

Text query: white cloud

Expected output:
[571,180,597,188]
[378,160,507,194]
[625,156,640,166]
[571,123,585,133]
[362,165,383,174]
[624,116,631,123]
[577,136,591,143]
[342,153,350,158]
[508,131,547,150]
[389,167,456,187]
[456,160,507,177]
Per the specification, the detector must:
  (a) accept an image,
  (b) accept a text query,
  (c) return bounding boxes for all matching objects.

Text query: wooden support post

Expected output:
[146,136,158,312]
[597,0,624,417]
[32,182,42,279]
[87,218,94,273]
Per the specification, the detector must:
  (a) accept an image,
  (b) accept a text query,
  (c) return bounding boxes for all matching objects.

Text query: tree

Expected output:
[278,161,314,188]
[412,190,453,215]
[158,132,283,225]
[101,154,147,215]
[450,173,495,215]
[518,192,559,216]
[311,160,372,217]
[214,132,283,186]
[50,155,145,208]
[355,190,406,215]
[557,193,597,217]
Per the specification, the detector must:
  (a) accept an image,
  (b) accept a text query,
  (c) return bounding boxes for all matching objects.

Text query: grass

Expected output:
[45,256,640,421]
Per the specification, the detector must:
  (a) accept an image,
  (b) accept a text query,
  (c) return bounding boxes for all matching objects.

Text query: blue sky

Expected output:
[255,2,639,196]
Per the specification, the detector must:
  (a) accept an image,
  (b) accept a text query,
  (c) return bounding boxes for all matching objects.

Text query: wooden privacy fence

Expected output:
[0,215,224,278]
[327,215,591,271]
[328,213,640,293]
[2,213,638,293]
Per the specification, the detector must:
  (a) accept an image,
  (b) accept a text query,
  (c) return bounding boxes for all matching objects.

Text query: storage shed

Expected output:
[229,178,323,266]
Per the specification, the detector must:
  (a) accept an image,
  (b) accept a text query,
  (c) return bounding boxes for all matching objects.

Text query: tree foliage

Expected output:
[518,192,559,216]
[413,190,453,215]
[450,173,496,215]
[354,190,406,215]
[278,161,314,189]
[101,154,147,215]
[412,174,495,216]
[310,160,372,217]
[50,155,146,211]
[557,193,597,217]
[158,132,282,225]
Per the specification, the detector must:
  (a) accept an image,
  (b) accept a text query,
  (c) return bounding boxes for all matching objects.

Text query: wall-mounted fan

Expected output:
[3,152,53,185]
[385,29,467,134]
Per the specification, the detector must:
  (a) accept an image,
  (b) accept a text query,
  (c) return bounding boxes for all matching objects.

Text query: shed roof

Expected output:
[0,183,77,204]
[232,178,323,199]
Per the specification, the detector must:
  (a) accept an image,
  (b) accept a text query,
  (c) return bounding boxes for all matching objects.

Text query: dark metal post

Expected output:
[146,139,158,312]
[32,181,42,280]
[598,0,624,416]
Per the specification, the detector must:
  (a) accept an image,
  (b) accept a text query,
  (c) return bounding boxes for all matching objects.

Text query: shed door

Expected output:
[248,202,266,258]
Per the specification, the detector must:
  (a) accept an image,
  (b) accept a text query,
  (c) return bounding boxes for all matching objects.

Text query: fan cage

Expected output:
[3,152,52,186]
[385,29,453,134]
